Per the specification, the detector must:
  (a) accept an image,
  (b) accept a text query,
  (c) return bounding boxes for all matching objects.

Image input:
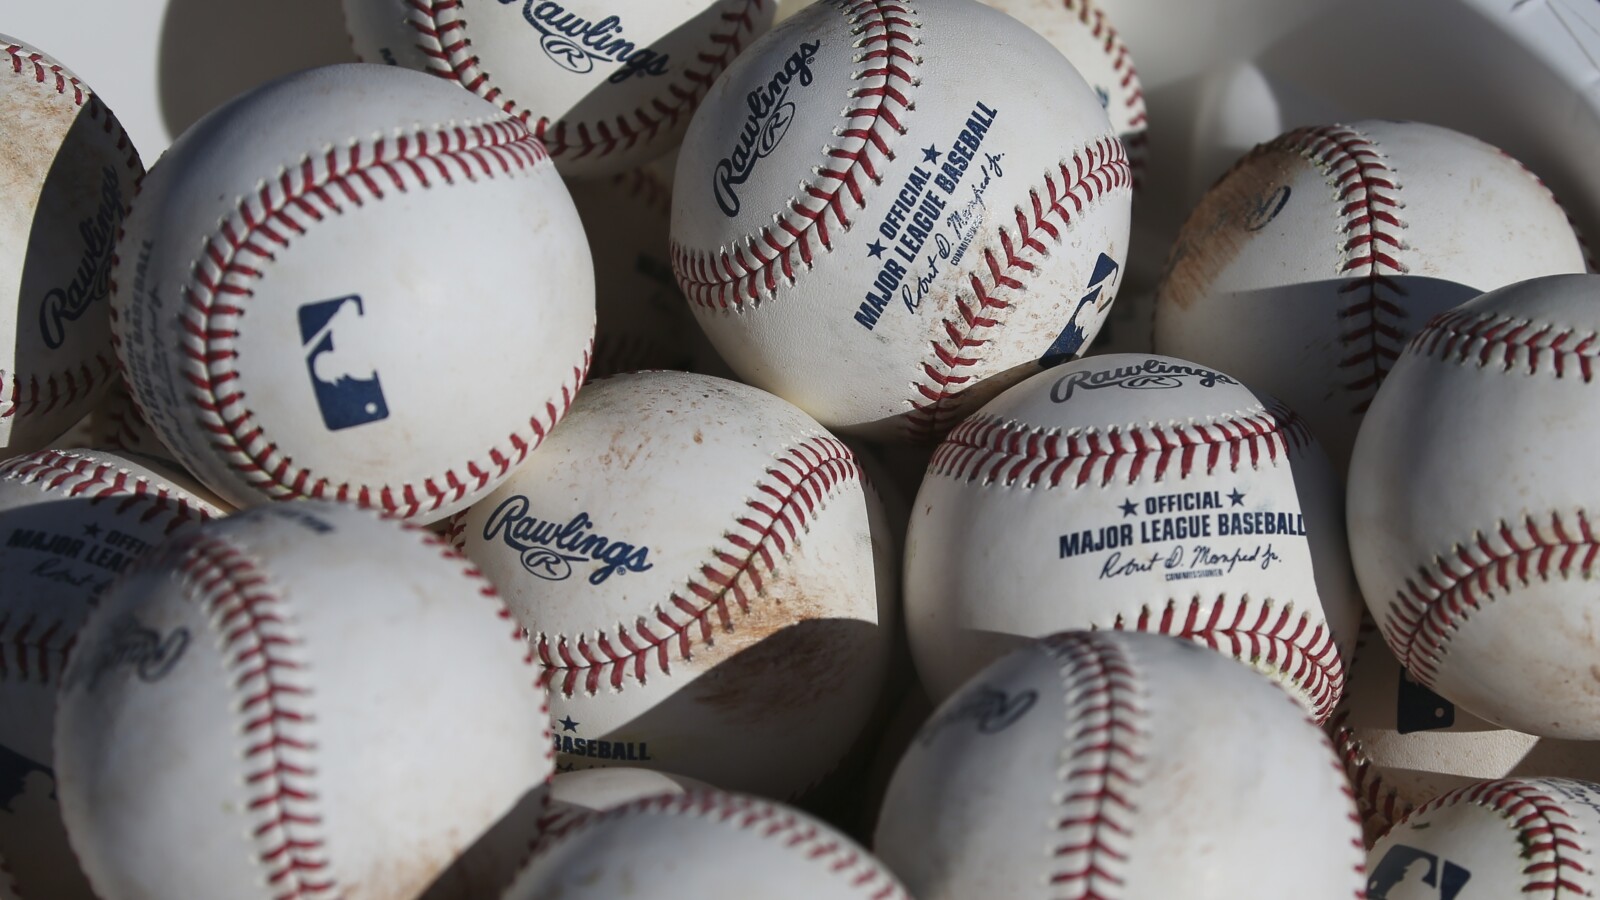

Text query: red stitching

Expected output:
[172,535,334,899]
[1062,0,1147,185]
[533,791,907,898]
[1403,779,1590,893]
[174,117,592,518]
[670,0,920,311]
[2,42,142,175]
[927,398,1313,488]
[1410,306,1600,382]
[1327,618,1407,843]
[0,355,117,423]
[0,448,219,534]
[1043,633,1144,896]
[905,138,1134,440]
[534,435,859,697]
[403,0,768,164]
[0,612,70,687]
[1381,511,1600,689]
[1115,597,1343,722]
[1264,126,1409,415]
[92,378,158,453]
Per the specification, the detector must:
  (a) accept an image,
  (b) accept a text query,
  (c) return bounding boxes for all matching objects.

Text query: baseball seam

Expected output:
[1381,510,1600,689]
[670,0,920,310]
[1494,147,1597,273]
[174,534,335,899]
[928,399,1314,488]
[1327,618,1408,844]
[535,435,859,697]
[138,117,592,518]
[1114,596,1343,722]
[532,791,908,898]
[905,138,1132,441]
[0,612,69,688]
[1046,632,1146,896]
[1275,125,1409,414]
[402,0,767,163]
[1,43,141,427]
[1062,0,1147,184]
[1405,779,1590,893]
[1411,307,1599,380]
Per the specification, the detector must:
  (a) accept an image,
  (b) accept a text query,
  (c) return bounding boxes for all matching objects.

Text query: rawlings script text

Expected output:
[482,496,653,586]
[70,615,189,692]
[712,40,821,217]
[502,1,670,82]
[917,685,1038,746]
[1050,358,1237,404]
[41,166,121,349]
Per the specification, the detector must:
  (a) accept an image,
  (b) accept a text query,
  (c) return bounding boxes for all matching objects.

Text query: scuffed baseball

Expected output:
[671,0,1133,441]
[0,448,220,900]
[1366,778,1600,897]
[875,631,1365,899]
[504,790,909,899]
[454,371,891,799]
[110,64,595,524]
[0,35,142,455]
[1154,120,1585,472]
[341,0,776,176]
[53,501,552,900]
[1348,273,1600,739]
[904,352,1361,720]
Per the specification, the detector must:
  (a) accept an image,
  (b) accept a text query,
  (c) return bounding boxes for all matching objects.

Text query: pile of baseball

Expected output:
[4,0,1599,897]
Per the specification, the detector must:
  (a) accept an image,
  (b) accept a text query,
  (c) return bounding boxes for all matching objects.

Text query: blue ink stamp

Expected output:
[1367,844,1469,899]
[299,294,389,432]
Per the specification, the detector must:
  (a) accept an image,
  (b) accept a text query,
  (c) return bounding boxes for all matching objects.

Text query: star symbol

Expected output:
[1119,499,1137,517]
[558,716,580,732]
[556,762,575,773]
[83,523,102,538]
[922,144,940,163]
[867,240,886,259]
[1229,489,1246,506]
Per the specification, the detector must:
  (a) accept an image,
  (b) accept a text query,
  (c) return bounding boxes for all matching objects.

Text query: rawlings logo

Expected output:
[482,495,653,586]
[712,40,821,217]
[502,1,670,83]
[40,166,121,350]
[69,614,190,692]
[1050,358,1237,404]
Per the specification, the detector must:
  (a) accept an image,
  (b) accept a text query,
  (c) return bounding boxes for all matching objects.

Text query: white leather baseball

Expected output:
[454,370,891,798]
[875,631,1366,899]
[53,500,552,900]
[670,0,1132,441]
[0,448,221,900]
[568,168,701,377]
[86,376,169,461]
[904,352,1361,720]
[981,0,1148,185]
[0,36,142,455]
[1153,120,1586,472]
[109,64,594,524]
[1366,778,1600,898]
[1331,620,1600,846]
[504,790,909,899]
[341,0,775,176]
[1349,273,1600,739]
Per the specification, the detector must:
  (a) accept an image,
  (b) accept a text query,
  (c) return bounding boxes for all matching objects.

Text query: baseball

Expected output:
[904,352,1361,719]
[341,0,776,176]
[453,370,892,799]
[1366,777,1600,897]
[1331,619,1600,845]
[0,448,221,900]
[503,790,909,899]
[1153,120,1586,472]
[670,0,1133,441]
[981,0,1148,185]
[0,36,142,456]
[53,500,552,900]
[875,631,1365,899]
[1349,273,1600,739]
[109,64,594,524]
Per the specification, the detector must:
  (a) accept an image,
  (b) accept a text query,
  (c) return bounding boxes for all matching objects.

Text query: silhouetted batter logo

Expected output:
[299,295,389,431]
[1041,252,1121,366]
[1367,845,1470,899]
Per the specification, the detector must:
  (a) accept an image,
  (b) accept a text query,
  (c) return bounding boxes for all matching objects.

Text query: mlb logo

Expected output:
[1041,252,1121,367]
[299,295,389,432]
[1367,844,1470,899]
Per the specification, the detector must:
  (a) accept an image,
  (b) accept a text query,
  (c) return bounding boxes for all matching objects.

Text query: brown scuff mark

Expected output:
[1157,147,1308,312]
[686,566,873,725]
